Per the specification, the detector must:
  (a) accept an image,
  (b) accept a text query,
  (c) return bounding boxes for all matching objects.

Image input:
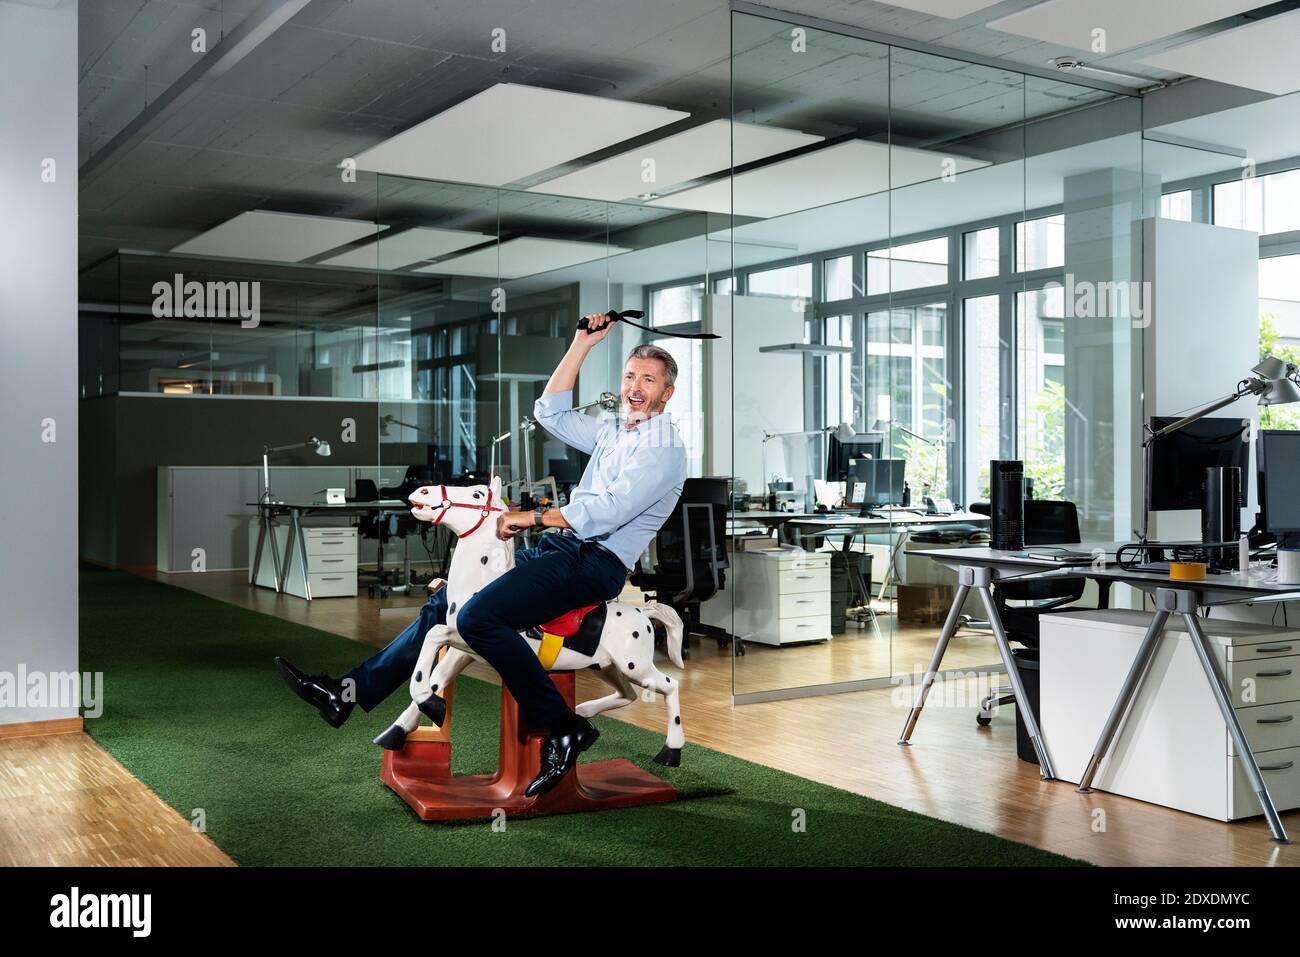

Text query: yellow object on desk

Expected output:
[1169,561,1207,581]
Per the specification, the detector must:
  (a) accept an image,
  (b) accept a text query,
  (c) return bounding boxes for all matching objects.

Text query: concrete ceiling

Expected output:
[77,0,1300,292]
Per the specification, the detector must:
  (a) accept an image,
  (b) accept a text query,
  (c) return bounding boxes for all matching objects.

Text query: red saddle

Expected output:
[537,604,600,636]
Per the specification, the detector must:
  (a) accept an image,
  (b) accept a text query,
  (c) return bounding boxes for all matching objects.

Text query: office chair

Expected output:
[971,500,1110,727]
[630,477,740,657]
[352,477,424,597]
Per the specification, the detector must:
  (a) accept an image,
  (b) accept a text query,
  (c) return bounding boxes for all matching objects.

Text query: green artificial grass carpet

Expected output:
[79,569,1084,866]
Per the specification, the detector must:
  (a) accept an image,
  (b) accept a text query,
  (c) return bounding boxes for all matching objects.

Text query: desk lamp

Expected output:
[1141,356,1300,542]
[261,437,331,505]
[874,418,945,493]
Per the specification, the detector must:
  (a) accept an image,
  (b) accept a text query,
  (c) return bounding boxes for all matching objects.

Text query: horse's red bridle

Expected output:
[423,485,504,539]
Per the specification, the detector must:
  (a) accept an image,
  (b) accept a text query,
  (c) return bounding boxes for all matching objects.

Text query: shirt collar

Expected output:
[621,410,672,434]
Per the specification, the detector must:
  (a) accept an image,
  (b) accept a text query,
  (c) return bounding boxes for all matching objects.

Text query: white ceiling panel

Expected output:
[171,210,383,262]
[354,83,689,187]
[318,227,493,270]
[647,140,988,219]
[1138,10,1300,95]
[527,120,823,202]
[414,237,630,279]
[987,0,1266,55]
[874,0,1009,17]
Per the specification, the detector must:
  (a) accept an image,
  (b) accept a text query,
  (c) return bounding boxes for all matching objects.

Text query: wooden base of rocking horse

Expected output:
[380,672,676,821]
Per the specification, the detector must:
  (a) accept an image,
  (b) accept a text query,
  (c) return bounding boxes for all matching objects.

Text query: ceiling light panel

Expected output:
[354,83,689,187]
[877,0,1009,16]
[987,0,1265,55]
[171,211,383,262]
[1138,10,1300,94]
[415,237,630,279]
[648,140,987,219]
[319,227,493,270]
[527,120,823,202]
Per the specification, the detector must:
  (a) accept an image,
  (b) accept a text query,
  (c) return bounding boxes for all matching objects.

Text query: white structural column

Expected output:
[0,0,80,725]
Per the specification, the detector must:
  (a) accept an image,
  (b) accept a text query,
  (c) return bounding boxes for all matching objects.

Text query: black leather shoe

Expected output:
[275,657,355,729]
[525,716,599,799]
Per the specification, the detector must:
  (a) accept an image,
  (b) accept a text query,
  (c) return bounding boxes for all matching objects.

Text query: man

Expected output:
[276,313,687,797]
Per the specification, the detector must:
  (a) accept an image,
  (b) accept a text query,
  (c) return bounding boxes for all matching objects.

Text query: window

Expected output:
[1214,168,1300,235]
[823,256,855,301]
[1015,215,1064,272]
[1161,190,1193,222]
[864,303,950,495]
[652,337,705,476]
[963,295,1002,501]
[1016,287,1066,498]
[1259,253,1300,431]
[822,315,856,428]
[963,227,999,280]
[649,283,704,327]
[748,262,812,298]
[866,238,948,296]
[712,276,735,295]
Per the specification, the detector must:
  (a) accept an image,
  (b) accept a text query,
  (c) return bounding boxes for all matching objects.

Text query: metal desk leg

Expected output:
[251,507,283,591]
[281,509,298,598]
[251,509,267,586]
[1183,610,1290,844]
[898,579,971,745]
[292,508,313,601]
[1076,608,1170,793]
[976,579,1057,780]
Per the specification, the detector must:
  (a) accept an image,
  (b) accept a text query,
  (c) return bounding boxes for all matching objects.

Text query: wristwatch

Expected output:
[533,507,547,528]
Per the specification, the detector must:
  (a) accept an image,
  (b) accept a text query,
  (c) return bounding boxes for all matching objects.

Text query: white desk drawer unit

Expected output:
[732,549,832,646]
[248,521,358,599]
[1041,608,1300,822]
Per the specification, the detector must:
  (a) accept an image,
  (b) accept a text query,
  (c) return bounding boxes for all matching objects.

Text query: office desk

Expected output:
[787,512,989,600]
[1075,565,1300,843]
[249,500,407,600]
[902,546,1293,843]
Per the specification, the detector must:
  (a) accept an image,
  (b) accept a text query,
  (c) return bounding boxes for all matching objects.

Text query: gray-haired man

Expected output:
[276,315,687,798]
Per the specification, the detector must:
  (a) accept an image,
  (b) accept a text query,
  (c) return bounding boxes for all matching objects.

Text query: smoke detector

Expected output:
[1052,56,1084,72]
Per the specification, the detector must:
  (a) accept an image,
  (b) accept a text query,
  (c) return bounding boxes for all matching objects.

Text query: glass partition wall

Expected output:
[724,8,1146,702]
[370,177,724,615]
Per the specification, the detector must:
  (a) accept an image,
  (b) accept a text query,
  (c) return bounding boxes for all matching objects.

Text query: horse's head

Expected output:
[409,475,503,537]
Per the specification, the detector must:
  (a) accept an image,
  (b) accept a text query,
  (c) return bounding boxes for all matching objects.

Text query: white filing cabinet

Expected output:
[731,548,832,646]
[1041,608,1300,821]
[248,521,358,599]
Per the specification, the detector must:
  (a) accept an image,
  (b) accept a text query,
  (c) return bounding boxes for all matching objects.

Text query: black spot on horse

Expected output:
[449,602,456,614]
[627,661,635,670]
[632,631,639,638]
[414,671,422,682]
[480,555,488,564]
[675,716,681,725]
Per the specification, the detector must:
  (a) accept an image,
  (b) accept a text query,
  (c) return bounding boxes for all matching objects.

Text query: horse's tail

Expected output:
[641,602,685,669]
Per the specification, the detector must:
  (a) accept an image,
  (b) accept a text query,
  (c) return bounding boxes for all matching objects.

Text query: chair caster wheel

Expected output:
[976,713,992,726]
[735,639,746,657]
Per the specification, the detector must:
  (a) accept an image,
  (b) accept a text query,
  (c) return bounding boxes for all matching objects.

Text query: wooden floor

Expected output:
[4,568,1295,867]
[0,731,232,867]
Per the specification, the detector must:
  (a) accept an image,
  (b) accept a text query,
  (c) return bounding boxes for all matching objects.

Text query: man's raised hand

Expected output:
[574,312,614,348]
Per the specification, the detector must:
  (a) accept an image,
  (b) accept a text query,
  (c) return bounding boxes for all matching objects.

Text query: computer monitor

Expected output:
[1148,416,1249,511]
[826,432,884,482]
[1260,430,1300,546]
[850,458,905,507]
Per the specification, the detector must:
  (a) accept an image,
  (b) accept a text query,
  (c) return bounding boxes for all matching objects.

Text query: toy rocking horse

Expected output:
[373,477,687,820]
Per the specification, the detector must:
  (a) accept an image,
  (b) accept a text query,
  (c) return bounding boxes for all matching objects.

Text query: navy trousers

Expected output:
[344,532,628,729]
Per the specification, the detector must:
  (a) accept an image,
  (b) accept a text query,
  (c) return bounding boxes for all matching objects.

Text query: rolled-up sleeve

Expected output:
[561,441,686,539]
[533,390,602,454]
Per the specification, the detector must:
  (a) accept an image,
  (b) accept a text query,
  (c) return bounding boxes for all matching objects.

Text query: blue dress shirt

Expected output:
[533,389,687,569]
